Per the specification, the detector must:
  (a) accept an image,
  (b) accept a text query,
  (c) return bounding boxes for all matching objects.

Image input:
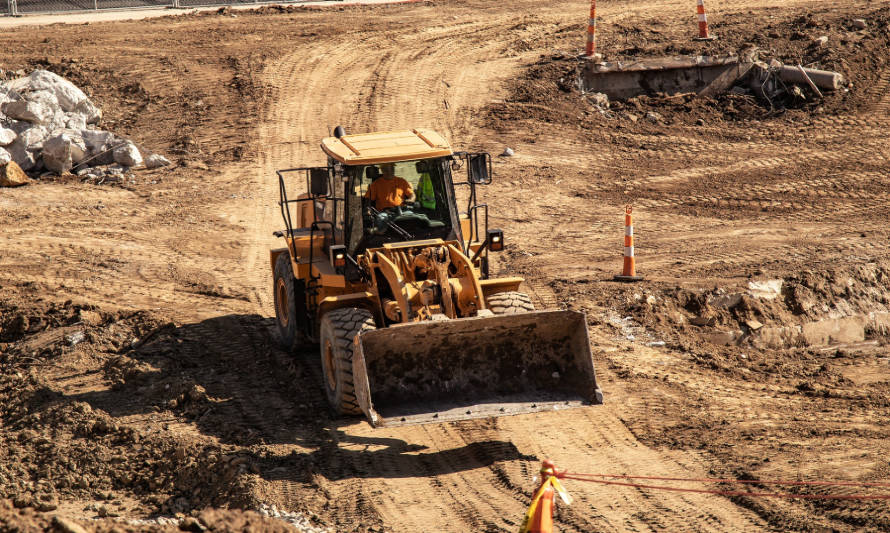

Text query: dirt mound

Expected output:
[552,261,890,401]
[0,298,259,520]
[0,499,299,532]
[487,6,890,130]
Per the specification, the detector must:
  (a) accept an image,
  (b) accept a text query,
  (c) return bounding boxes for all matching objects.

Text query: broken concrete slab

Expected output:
[698,61,755,98]
[581,55,744,100]
[581,53,846,103]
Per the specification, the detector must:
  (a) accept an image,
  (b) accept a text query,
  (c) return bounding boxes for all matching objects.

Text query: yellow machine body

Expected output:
[271,129,603,427]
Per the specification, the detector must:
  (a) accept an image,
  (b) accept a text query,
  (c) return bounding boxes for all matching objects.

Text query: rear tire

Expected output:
[274,253,305,352]
[486,291,535,314]
[319,307,376,416]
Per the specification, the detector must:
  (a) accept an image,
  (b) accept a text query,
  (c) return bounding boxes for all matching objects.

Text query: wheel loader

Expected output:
[270,127,603,427]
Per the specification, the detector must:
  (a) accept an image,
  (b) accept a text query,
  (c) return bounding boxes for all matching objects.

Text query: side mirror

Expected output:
[310,168,330,197]
[468,153,492,185]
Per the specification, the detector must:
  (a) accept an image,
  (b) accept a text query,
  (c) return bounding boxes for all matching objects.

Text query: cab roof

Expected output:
[320,129,453,165]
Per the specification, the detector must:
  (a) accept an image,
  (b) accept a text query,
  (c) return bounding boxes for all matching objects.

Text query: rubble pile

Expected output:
[0,69,170,186]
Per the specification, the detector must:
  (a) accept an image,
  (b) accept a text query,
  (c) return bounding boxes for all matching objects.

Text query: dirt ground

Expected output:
[1,0,889,531]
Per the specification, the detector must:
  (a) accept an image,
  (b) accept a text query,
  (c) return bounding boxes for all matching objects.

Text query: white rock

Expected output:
[0,127,15,146]
[113,142,143,167]
[589,92,610,108]
[5,141,36,171]
[17,125,49,151]
[645,111,663,123]
[74,99,102,124]
[1,99,53,124]
[500,147,514,157]
[46,111,69,136]
[813,35,829,46]
[27,70,88,112]
[0,147,10,166]
[24,89,59,109]
[0,88,16,107]
[144,153,171,169]
[748,279,783,300]
[81,129,117,165]
[81,129,116,151]
[65,113,87,131]
[43,132,87,173]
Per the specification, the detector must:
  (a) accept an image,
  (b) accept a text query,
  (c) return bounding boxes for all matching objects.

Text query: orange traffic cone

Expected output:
[615,206,644,282]
[527,484,555,533]
[585,0,597,58]
[693,0,717,41]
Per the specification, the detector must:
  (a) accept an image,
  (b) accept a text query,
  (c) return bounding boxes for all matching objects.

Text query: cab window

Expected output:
[347,159,452,254]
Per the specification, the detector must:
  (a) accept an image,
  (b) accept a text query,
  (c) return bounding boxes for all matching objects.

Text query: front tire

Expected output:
[319,307,376,416]
[486,291,535,314]
[273,253,305,352]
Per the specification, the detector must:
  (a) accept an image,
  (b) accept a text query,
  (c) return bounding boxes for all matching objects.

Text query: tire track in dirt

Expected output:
[218,5,767,528]
[218,13,551,528]
[480,407,768,532]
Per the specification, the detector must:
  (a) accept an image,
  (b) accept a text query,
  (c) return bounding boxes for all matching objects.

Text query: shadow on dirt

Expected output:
[66,313,536,482]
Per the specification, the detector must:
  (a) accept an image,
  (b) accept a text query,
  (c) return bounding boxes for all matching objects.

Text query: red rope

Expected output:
[561,472,890,488]
[559,475,890,500]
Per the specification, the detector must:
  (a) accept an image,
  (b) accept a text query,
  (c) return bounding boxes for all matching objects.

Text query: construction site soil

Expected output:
[1,0,889,531]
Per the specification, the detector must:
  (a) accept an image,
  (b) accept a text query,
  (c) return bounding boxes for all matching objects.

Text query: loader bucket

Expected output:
[352,310,603,427]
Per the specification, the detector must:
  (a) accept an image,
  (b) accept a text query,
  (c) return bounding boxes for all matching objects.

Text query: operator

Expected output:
[364,163,415,211]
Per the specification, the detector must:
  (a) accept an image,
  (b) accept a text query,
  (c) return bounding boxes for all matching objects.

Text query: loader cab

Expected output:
[274,128,494,280]
[344,157,461,256]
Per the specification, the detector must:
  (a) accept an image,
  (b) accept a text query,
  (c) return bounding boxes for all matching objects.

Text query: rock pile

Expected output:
[0,69,170,185]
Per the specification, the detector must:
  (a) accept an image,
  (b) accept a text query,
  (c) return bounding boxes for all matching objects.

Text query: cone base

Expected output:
[614,275,645,282]
[693,35,718,41]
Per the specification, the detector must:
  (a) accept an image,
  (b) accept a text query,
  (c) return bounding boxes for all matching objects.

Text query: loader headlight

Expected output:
[329,244,347,271]
[487,229,504,252]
